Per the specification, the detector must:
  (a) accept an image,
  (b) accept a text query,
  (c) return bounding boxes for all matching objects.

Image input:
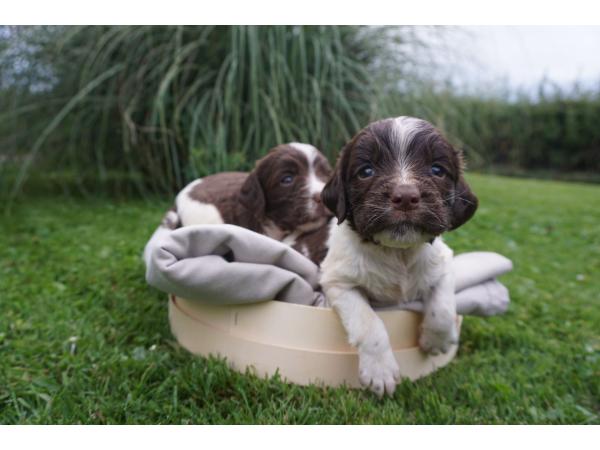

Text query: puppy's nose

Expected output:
[312,193,322,204]
[390,185,420,211]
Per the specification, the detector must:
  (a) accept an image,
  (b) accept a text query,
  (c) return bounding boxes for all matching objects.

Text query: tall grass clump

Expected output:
[0,25,418,198]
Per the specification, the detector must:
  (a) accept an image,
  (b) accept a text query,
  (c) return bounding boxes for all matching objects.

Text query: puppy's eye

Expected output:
[431,164,446,177]
[358,165,374,179]
[280,174,294,185]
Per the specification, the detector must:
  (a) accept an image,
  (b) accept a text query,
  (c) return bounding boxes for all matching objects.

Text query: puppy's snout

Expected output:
[390,185,420,211]
[312,193,322,204]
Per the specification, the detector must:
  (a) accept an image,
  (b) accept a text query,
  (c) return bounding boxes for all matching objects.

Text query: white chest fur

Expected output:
[320,221,453,306]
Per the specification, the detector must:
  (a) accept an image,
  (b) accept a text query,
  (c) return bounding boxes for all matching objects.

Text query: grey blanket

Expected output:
[144,224,513,316]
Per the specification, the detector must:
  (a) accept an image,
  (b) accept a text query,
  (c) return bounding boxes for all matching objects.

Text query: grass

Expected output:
[2,26,406,198]
[1,173,599,424]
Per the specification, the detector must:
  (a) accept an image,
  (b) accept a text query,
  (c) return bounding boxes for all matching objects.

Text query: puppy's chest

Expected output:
[321,224,451,306]
[354,254,434,305]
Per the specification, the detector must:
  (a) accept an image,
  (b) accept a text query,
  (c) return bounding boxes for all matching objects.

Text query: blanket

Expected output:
[144,224,513,316]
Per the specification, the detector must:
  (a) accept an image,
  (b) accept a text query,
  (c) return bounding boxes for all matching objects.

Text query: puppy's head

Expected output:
[239,143,333,233]
[322,117,478,248]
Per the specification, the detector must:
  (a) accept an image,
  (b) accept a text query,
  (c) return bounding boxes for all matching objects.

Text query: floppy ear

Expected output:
[321,167,346,224]
[449,176,478,230]
[321,145,351,224]
[239,170,266,230]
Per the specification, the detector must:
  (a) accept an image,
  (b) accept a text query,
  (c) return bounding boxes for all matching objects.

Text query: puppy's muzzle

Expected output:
[389,184,420,211]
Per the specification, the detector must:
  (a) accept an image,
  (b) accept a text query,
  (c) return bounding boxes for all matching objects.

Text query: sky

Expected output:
[432,26,600,93]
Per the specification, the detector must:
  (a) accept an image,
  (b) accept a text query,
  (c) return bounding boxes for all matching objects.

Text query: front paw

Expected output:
[358,348,400,398]
[419,321,458,355]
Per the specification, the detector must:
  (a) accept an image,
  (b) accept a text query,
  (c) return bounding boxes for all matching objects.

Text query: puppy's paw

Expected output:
[419,321,459,355]
[358,348,400,398]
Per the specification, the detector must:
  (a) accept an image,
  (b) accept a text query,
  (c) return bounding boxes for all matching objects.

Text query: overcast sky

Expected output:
[433,26,600,93]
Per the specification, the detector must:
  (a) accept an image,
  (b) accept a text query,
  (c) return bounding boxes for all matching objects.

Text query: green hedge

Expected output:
[381,85,600,174]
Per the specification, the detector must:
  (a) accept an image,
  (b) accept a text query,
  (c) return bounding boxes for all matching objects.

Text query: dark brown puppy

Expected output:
[160,143,332,263]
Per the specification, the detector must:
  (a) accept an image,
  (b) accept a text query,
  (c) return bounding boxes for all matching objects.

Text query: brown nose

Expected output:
[390,185,420,211]
[312,193,322,204]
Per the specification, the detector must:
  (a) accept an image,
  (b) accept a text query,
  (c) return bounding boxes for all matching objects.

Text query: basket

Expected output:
[169,295,461,387]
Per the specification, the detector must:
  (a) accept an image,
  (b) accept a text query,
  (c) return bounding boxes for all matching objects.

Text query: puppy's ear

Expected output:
[449,175,478,230]
[321,145,351,224]
[321,168,346,224]
[239,170,266,230]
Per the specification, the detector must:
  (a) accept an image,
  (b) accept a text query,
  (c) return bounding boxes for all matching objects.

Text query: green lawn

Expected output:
[1,174,599,424]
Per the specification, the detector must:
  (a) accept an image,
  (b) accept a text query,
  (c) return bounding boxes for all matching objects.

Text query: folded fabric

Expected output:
[396,252,513,316]
[145,225,322,306]
[144,224,513,316]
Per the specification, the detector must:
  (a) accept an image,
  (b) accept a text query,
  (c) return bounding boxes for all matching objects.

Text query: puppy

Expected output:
[319,117,478,396]
[159,143,333,263]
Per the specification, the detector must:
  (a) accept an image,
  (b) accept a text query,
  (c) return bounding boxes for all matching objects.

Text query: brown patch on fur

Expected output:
[188,172,249,224]
[292,221,331,265]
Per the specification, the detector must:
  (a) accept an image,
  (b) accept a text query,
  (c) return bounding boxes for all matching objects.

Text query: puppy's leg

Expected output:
[419,271,459,355]
[326,285,400,397]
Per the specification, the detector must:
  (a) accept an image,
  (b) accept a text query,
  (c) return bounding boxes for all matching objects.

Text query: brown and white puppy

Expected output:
[160,143,333,263]
[319,116,478,397]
